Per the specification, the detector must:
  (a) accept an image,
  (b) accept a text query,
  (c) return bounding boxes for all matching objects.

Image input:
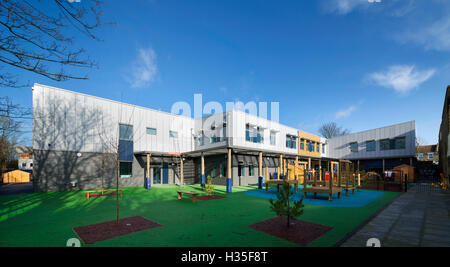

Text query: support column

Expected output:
[145,153,151,190]
[308,158,311,182]
[319,159,322,181]
[295,156,299,180]
[180,157,184,185]
[283,159,287,179]
[279,154,283,180]
[258,152,263,189]
[201,152,205,187]
[382,159,385,173]
[227,148,232,193]
[409,157,413,167]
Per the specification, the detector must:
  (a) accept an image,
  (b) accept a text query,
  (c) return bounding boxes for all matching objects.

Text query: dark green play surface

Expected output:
[0,185,400,247]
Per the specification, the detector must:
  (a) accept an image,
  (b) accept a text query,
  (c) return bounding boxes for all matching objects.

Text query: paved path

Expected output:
[341,185,450,247]
[0,182,33,195]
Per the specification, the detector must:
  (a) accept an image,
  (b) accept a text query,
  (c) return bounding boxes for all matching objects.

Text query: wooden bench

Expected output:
[85,189,123,200]
[177,191,199,203]
[264,180,299,193]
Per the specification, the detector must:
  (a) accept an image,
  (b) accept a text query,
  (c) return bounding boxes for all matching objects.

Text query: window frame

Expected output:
[119,124,133,141]
[146,127,157,135]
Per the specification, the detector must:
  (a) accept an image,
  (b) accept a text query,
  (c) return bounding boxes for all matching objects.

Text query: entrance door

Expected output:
[163,162,169,184]
[153,167,161,184]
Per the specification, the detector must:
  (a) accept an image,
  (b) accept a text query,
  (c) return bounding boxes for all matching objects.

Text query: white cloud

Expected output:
[401,17,450,51]
[322,0,369,15]
[335,105,357,119]
[368,65,435,93]
[128,47,157,88]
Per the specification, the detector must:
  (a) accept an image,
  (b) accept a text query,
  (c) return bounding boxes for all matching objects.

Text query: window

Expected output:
[238,165,244,176]
[286,135,297,149]
[246,124,251,142]
[380,139,390,150]
[169,131,178,138]
[30,163,33,167]
[300,139,305,150]
[395,137,406,149]
[350,142,358,152]
[417,153,423,160]
[316,143,320,153]
[366,140,376,152]
[211,167,217,177]
[322,143,325,153]
[221,164,226,177]
[119,162,132,178]
[428,153,434,160]
[307,141,314,152]
[22,163,26,168]
[270,131,276,145]
[249,166,255,176]
[119,124,133,140]
[146,127,157,135]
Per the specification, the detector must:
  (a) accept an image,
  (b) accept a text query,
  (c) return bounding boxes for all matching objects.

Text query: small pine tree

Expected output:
[269,181,304,228]
[204,175,215,196]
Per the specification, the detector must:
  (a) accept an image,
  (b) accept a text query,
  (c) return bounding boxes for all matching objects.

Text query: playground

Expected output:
[0,183,400,247]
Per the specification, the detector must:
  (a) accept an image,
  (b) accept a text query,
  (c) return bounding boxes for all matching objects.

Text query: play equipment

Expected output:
[338,160,359,195]
[264,180,300,193]
[302,161,343,201]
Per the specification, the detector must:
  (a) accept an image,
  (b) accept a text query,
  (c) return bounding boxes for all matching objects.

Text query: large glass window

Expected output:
[316,143,320,153]
[300,139,305,150]
[322,143,325,153]
[146,127,157,135]
[350,142,358,152]
[307,141,314,152]
[119,162,132,178]
[119,124,133,140]
[380,139,390,150]
[395,137,406,149]
[366,140,376,151]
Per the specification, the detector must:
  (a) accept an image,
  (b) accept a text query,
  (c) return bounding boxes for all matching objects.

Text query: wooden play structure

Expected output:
[264,180,299,193]
[2,170,31,183]
[338,160,359,195]
[301,161,343,201]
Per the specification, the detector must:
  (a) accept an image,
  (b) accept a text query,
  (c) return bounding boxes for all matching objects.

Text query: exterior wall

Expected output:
[298,130,322,158]
[18,158,33,171]
[439,86,450,184]
[327,121,416,160]
[32,83,195,154]
[228,110,299,155]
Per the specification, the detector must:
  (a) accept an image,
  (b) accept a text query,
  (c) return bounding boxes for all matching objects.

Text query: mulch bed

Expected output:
[249,216,333,246]
[73,216,162,245]
[197,195,227,201]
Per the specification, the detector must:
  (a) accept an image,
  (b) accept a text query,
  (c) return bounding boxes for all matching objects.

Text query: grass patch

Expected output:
[0,185,400,247]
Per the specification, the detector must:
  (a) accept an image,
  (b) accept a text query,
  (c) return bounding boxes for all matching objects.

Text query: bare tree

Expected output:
[0,0,110,87]
[0,96,31,172]
[318,122,350,139]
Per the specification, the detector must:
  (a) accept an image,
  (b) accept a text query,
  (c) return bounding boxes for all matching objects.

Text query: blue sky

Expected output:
[1,0,449,145]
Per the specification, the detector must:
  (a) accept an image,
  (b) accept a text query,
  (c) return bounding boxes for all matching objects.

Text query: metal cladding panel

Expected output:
[327,121,416,160]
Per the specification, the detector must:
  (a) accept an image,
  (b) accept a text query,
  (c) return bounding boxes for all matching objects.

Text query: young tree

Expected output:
[204,175,215,196]
[318,122,350,139]
[269,180,304,228]
[0,0,110,88]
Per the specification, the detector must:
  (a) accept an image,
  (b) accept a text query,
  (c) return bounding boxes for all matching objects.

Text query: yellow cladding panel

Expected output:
[298,130,321,157]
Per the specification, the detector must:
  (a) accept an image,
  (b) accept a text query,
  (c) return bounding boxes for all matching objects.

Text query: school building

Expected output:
[32,83,417,192]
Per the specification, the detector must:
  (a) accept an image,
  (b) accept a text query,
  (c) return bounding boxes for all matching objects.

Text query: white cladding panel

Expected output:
[327,121,416,159]
[33,84,194,153]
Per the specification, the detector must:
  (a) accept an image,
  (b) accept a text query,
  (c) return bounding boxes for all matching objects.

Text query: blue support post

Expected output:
[226,177,232,193]
[201,174,206,187]
[258,176,263,189]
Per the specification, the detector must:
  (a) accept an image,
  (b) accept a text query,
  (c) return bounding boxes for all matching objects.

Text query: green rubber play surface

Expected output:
[0,185,400,247]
